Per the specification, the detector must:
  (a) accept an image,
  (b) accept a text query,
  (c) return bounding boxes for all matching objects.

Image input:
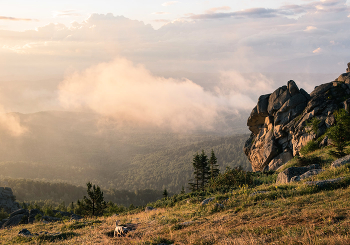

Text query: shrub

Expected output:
[300,140,319,155]
[206,167,253,192]
[295,155,323,167]
[0,208,8,220]
[35,214,42,222]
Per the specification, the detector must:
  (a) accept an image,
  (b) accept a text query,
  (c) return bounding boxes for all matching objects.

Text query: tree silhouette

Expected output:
[77,182,107,216]
[209,149,220,180]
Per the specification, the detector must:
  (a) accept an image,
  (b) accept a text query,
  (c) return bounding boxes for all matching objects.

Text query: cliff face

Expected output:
[244,68,350,172]
[0,187,20,213]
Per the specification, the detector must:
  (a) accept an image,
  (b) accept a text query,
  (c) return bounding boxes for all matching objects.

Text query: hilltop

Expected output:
[2,67,350,244]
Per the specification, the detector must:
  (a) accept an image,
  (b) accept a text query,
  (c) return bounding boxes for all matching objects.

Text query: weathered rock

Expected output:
[331,155,350,168]
[71,214,83,221]
[245,66,350,171]
[18,228,32,237]
[305,177,344,187]
[9,209,28,218]
[200,197,215,206]
[42,216,60,222]
[290,169,324,182]
[319,136,329,147]
[276,164,321,184]
[0,187,21,214]
[267,151,293,171]
[2,214,26,228]
[28,209,43,224]
[145,206,155,212]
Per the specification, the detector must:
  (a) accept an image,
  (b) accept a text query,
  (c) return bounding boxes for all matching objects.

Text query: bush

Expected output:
[0,208,8,220]
[205,167,253,192]
[35,214,42,222]
[295,155,323,167]
[300,140,319,155]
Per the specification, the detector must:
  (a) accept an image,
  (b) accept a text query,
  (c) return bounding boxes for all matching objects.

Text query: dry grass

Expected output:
[2,147,350,244]
[2,185,350,244]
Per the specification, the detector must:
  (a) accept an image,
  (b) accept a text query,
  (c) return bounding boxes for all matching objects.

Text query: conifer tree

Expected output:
[188,153,201,191]
[77,182,107,216]
[199,150,210,189]
[208,149,220,180]
[188,150,210,191]
[163,188,168,198]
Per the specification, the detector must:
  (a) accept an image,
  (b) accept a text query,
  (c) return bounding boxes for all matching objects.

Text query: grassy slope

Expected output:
[2,147,350,244]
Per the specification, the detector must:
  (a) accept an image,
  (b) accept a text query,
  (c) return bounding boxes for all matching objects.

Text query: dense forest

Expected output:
[0,111,251,199]
[1,178,164,207]
[0,134,250,192]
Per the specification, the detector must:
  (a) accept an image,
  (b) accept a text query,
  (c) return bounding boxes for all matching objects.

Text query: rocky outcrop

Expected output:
[276,164,321,184]
[244,66,350,171]
[0,187,20,213]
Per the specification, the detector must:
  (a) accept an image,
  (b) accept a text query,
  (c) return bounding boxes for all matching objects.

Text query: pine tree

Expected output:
[208,149,220,180]
[328,109,350,157]
[199,150,210,189]
[77,182,107,216]
[188,153,201,191]
[163,188,168,198]
[180,186,185,194]
[188,150,210,191]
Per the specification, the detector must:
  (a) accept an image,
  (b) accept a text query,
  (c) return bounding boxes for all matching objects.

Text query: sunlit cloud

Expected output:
[53,10,82,17]
[0,16,39,21]
[153,19,170,23]
[58,58,263,132]
[162,1,179,6]
[304,26,317,31]
[205,6,231,14]
[313,47,322,53]
[152,12,170,15]
[0,106,26,136]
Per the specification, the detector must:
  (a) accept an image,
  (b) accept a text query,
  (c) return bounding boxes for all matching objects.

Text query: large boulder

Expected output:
[244,66,350,171]
[0,187,21,213]
[2,213,27,228]
[276,164,321,184]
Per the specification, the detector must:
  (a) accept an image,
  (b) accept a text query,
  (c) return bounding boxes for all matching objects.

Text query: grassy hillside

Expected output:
[2,146,350,244]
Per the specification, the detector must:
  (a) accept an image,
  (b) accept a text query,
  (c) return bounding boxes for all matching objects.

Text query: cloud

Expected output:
[53,10,82,17]
[152,12,170,15]
[162,1,179,6]
[205,6,231,14]
[304,26,317,31]
[313,47,322,53]
[188,0,350,19]
[0,16,39,21]
[153,19,170,23]
[58,58,260,132]
[0,107,26,136]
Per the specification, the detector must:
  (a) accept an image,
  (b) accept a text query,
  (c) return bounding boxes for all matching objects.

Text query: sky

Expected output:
[0,0,350,133]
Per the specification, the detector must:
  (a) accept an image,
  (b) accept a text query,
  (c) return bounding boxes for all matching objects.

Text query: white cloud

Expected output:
[162,1,179,6]
[304,25,317,31]
[152,12,170,15]
[313,47,322,53]
[58,58,252,132]
[205,6,231,14]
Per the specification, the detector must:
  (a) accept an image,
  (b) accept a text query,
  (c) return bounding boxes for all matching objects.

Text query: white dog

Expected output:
[114,221,129,237]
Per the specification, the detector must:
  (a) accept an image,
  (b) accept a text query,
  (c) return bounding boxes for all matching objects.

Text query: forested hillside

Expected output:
[0,178,163,207]
[0,111,250,193]
[0,134,250,192]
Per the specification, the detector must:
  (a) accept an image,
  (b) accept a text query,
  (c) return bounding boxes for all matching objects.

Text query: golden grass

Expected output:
[2,147,350,244]
[2,185,350,244]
